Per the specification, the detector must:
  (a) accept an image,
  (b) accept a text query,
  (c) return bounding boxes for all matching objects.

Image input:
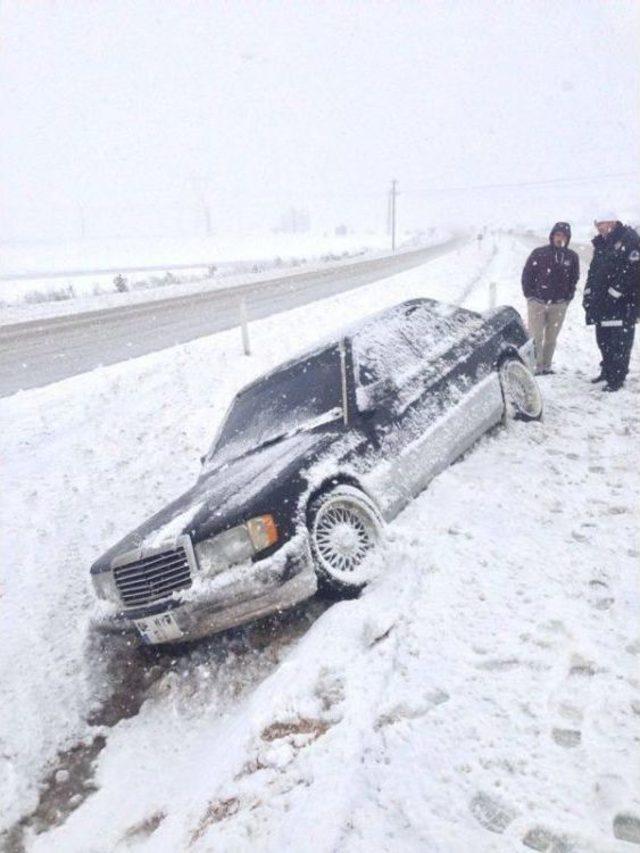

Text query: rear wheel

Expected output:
[499,357,543,421]
[308,485,384,595]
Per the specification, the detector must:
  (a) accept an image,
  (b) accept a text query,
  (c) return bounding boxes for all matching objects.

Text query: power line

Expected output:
[405,171,637,195]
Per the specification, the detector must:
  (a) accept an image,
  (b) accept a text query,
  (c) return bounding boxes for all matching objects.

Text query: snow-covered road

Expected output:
[1,235,638,852]
[0,238,458,397]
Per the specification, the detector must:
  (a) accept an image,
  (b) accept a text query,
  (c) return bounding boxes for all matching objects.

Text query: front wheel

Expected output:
[499,357,543,421]
[308,485,384,596]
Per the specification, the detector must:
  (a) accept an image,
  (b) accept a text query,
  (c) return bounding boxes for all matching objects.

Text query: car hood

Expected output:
[92,429,335,572]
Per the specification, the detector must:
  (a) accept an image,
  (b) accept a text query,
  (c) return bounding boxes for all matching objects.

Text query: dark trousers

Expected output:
[595,323,635,387]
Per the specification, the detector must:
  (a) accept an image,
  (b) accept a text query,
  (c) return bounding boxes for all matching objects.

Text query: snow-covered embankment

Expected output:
[2,234,638,851]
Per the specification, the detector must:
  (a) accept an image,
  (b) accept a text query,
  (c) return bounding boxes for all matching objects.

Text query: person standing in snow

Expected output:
[521,222,580,374]
[583,214,640,392]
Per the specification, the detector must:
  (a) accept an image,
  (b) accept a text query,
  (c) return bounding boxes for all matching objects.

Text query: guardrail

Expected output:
[0,261,219,283]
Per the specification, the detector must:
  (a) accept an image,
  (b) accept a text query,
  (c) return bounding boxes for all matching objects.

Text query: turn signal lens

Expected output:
[247,514,278,551]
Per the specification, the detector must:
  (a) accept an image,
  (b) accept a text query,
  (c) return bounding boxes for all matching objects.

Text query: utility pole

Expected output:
[389,179,398,251]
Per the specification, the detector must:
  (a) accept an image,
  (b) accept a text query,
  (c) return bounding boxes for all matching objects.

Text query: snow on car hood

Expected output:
[94,429,333,569]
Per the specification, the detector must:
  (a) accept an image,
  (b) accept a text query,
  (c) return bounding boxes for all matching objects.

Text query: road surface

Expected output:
[0,238,464,397]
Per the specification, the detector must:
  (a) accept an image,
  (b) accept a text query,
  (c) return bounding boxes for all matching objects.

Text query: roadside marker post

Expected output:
[240,297,251,356]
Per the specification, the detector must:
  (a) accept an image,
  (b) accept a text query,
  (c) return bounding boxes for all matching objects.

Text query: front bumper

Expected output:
[98,535,318,644]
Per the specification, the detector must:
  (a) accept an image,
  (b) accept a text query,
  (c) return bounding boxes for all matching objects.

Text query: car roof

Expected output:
[346,297,478,343]
[236,298,481,396]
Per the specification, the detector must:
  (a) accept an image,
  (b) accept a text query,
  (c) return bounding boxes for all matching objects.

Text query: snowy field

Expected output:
[0,230,445,325]
[0,230,394,278]
[2,235,639,851]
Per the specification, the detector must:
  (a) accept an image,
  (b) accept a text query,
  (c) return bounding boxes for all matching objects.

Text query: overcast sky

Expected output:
[1,0,639,241]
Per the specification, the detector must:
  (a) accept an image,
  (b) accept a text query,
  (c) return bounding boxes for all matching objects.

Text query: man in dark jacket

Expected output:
[521,222,580,374]
[583,214,640,391]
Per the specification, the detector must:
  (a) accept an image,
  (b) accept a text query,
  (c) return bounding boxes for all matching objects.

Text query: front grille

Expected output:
[113,546,192,609]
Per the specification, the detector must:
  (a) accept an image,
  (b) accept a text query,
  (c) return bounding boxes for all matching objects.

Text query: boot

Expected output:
[591,372,605,383]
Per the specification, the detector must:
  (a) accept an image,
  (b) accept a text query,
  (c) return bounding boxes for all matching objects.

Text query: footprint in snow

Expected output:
[613,813,640,845]
[570,530,589,543]
[545,654,603,754]
[587,579,615,611]
[522,825,575,851]
[624,639,640,660]
[475,657,520,672]
[468,792,517,835]
[551,727,581,748]
[592,597,615,611]
[374,689,449,730]
[568,654,599,678]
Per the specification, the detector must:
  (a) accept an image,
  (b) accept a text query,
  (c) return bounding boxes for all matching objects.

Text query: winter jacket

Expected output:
[583,222,640,326]
[521,222,580,304]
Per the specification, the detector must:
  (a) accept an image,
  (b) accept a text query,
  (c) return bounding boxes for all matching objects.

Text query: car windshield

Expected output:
[208,344,343,465]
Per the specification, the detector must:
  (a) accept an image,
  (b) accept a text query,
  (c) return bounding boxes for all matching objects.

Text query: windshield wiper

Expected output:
[206,406,343,470]
[203,431,291,471]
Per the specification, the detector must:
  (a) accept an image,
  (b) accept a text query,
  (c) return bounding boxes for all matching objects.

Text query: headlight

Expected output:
[195,514,278,577]
[91,570,121,605]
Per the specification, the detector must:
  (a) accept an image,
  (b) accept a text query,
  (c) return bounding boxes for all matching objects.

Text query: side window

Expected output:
[401,305,483,360]
[352,303,484,409]
[354,320,419,389]
[400,305,463,355]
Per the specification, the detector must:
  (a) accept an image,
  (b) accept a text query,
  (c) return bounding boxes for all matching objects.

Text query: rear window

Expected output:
[353,302,476,387]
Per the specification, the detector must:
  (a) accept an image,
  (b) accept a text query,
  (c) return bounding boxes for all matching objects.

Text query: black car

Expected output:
[91,298,541,644]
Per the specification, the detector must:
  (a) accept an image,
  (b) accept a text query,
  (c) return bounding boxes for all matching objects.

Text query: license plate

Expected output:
[134,611,183,644]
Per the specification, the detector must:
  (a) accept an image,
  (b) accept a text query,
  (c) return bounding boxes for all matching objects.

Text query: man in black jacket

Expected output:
[583,214,640,391]
[521,222,580,374]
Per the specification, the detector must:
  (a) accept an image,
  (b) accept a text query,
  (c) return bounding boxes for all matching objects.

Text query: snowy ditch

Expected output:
[1,234,638,851]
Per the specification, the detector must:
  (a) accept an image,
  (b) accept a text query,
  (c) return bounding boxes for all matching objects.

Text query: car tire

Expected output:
[308,485,384,596]
[499,357,543,422]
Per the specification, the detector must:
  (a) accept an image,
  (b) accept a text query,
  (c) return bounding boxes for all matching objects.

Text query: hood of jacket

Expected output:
[549,222,571,246]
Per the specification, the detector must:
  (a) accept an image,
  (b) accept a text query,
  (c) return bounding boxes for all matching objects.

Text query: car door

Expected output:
[354,303,503,519]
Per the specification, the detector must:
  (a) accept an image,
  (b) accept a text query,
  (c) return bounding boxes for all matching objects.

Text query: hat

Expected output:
[593,211,618,223]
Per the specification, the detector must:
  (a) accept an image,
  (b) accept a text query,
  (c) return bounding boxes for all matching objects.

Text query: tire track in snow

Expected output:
[1,599,329,852]
[454,240,499,307]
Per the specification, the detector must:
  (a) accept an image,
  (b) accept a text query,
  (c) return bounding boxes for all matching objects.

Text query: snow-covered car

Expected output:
[91,298,541,644]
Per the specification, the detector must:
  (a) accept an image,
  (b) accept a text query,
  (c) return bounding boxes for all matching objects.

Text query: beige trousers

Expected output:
[526,299,569,371]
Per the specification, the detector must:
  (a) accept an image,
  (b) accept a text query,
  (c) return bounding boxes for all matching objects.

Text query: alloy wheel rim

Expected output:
[503,361,542,417]
[313,499,379,577]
